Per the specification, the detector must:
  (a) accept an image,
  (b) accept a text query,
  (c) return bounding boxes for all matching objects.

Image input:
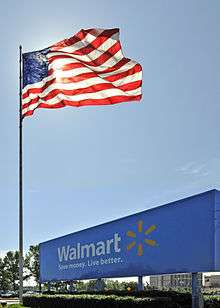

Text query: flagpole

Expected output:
[19,45,23,303]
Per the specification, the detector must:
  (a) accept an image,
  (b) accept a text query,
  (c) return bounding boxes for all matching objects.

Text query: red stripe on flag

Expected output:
[22,94,142,117]
[23,80,141,106]
[48,41,121,67]
[71,29,119,55]
[51,29,90,51]
[48,57,131,75]
[104,64,142,82]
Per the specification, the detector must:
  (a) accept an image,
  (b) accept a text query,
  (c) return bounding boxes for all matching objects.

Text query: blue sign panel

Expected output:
[40,189,220,282]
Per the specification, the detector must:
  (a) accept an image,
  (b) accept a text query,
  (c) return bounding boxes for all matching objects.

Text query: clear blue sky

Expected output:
[0,0,219,252]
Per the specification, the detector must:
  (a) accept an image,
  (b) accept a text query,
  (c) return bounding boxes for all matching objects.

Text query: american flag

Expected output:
[22,28,142,118]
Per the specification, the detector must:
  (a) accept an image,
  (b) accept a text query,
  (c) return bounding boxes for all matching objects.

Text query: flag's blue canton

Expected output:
[23,48,50,88]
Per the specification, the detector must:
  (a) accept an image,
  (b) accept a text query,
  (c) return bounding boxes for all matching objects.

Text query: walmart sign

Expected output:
[40,189,220,282]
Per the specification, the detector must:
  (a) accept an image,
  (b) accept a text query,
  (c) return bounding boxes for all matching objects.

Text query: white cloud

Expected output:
[176,161,209,176]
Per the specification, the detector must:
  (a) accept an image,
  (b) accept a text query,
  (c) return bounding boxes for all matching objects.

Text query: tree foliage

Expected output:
[0,257,10,291]
[2,251,19,291]
[24,245,40,287]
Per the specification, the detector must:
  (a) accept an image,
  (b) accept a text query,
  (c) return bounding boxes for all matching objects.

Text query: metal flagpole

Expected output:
[19,45,24,304]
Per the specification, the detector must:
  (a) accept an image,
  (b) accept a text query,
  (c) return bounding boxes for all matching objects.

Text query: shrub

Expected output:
[23,294,182,308]
[204,295,220,308]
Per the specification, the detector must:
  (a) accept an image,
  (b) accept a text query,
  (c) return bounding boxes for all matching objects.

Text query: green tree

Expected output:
[105,279,122,291]
[84,279,106,291]
[75,280,85,291]
[0,257,10,291]
[24,245,41,290]
[3,251,19,291]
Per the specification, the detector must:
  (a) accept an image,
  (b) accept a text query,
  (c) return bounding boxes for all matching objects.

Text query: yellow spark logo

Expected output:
[126,221,157,256]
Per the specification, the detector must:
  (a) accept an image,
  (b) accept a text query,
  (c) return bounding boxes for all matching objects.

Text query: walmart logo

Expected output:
[126,220,157,256]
